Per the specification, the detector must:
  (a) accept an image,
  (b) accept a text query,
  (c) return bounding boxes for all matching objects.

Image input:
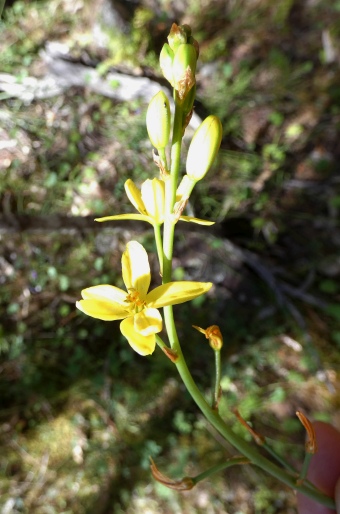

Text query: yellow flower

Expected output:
[95,178,214,227]
[76,241,212,356]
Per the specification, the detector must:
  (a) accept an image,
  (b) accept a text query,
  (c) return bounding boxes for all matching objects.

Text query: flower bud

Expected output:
[187,36,199,58]
[141,178,165,224]
[186,115,222,181]
[167,23,187,53]
[146,91,171,150]
[172,44,197,101]
[159,43,174,85]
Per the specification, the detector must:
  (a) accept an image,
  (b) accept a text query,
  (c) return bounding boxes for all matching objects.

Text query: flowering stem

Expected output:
[160,88,335,511]
[162,97,183,283]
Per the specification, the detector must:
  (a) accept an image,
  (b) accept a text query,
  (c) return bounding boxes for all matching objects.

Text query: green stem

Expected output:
[162,97,183,283]
[262,441,296,473]
[299,453,312,483]
[212,349,221,409]
[191,456,249,485]
[153,223,164,276]
[155,334,169,352]
[158,147,168,174]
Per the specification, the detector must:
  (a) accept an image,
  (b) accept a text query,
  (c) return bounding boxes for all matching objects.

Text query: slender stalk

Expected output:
[262,441,296,473]
[155,334,169,352]
[299,453,312,483]
[158,147,168,174]
[262,442,319,493]
[191,456,250,485]
[213,349,221,409]
[162,97,183,284]
[153,223,163,275]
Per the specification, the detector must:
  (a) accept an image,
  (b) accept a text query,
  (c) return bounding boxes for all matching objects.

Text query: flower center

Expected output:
[125,289,146,313]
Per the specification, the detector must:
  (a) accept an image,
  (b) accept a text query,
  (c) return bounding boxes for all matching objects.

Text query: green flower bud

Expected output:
[159,43,174,85]
[172,43,197,101]
[146,91,171,150]
[186,115,223,181]
[167,23,187,52]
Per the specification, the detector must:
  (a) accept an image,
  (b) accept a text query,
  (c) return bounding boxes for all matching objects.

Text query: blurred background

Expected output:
[1,0,340,512]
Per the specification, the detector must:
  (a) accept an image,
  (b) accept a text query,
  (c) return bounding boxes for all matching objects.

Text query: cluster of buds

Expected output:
[146,23,222,198]
[160,23,199,104]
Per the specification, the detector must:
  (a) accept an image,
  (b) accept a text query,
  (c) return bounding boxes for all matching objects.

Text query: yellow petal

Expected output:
[141,178,165,224]
[125,179,147,215]
[120,317,156,355]
[134,308,162,336]
[76,299,128,321]
[81,285,127,304]
[179,216,215,225]
[146,281,212,308]
[122,241,151,298]
[95,214,154,225]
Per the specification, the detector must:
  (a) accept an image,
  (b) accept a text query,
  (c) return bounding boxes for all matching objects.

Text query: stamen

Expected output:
[125,288,146,311]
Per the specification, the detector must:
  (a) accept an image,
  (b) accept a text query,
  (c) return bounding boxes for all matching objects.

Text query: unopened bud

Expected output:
[159,43,174,85]
[186,115,222,181]
[187,36,200,58]
[146,91,171,150]
[167,23,187,52]
[172,43,197,101]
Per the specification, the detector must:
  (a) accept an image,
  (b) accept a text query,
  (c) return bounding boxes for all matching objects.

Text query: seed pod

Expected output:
[146,91,171,150]
[186,115,223,181]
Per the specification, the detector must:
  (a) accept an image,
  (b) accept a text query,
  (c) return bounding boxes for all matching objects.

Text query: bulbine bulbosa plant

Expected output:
[76,23,336,510]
